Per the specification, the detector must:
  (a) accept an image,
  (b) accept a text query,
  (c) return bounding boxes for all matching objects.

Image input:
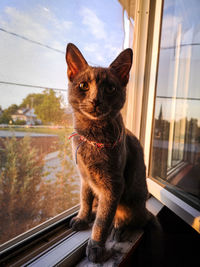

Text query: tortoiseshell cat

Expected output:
[66,43,154,263]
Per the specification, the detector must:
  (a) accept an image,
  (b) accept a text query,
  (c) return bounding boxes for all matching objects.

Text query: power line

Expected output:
[0,27,98,66]
[0,81,67,92]
[0,27,65,54]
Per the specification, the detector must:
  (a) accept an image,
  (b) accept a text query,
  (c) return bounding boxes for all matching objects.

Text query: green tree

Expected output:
[0,104,18,124]
[0,112,12,124]
[35,89,64,124]
[0,136,51,243]
[14,119,26,125]
[5,104,19,115]
[20,93,45,109]
[0,133,79,244]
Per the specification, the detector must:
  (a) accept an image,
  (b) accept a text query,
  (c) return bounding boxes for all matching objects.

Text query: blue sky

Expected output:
[0,0,125,109]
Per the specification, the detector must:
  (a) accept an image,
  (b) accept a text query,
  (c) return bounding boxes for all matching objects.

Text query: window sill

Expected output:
[0,197,163,267]
[26,229,91,267]
[0,205,79,266]
[19,197,162,267]
[76,230,143,267]
[147,177,200,233]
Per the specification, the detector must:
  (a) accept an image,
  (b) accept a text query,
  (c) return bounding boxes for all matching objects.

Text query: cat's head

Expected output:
[66,43,132,121]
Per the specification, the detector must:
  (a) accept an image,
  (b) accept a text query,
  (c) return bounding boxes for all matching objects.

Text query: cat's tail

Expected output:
[145,210,162,231]
[140,210,164,267]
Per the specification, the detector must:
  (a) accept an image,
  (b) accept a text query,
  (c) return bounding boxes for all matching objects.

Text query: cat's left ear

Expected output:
[109,48,133,86]
[66,43,88,82]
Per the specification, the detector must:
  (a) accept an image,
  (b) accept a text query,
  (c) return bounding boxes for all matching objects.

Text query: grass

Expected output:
[0,126,73,137]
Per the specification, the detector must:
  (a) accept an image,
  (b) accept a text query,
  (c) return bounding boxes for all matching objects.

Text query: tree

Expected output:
[5,104,19,115]
[0,104,18,124]
[35,89,64,124]
[0,112,12,124]
[20,89,66,125]
[14,119,26,125]
[0,134,80,244]
[20,93,45,109]
[0,136,51,243]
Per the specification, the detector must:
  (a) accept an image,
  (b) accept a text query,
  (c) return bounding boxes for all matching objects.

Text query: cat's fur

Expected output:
[66,43,153,263]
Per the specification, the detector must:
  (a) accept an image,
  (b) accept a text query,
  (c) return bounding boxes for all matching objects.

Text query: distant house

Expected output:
[11,108,41,125]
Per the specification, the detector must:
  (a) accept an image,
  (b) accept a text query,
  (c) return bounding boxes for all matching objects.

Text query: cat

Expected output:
[65,43,154,263]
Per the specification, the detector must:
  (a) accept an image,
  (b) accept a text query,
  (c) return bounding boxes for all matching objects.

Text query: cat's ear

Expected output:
[109,48,133,86]
[66,43,88,82]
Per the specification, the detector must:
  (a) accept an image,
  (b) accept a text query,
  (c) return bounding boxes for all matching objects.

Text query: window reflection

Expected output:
[150,0,200,208]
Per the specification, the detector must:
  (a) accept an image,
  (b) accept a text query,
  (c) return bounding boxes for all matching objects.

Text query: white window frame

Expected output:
[132,0,200,233]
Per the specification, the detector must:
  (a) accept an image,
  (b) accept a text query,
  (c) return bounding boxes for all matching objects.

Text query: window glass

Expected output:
[0,0,124,245]
[150,0,200,209]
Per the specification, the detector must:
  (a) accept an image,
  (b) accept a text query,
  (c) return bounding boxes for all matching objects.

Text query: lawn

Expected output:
[0,126,73,137]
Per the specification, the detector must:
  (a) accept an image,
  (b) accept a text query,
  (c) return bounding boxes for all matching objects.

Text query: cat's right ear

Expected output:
[109,48,133,86]
[66,43,88,82]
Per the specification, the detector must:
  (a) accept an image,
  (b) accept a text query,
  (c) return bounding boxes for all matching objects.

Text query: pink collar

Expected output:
[68,132,122,163]
[69,132,121,148]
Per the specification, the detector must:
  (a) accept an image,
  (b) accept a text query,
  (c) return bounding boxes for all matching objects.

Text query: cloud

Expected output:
[80,7,107,40]
[2,5,73,45]
[0,5,70,109]
[4,6,50,42]
[62,20,73,31]
[78,6,123,66]
[43,7,50,13]
[83,41,122,67]
[83,42,99,53]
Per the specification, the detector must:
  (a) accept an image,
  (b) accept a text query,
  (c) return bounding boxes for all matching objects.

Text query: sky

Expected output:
[0,0,125,109]
[1,0,199,126]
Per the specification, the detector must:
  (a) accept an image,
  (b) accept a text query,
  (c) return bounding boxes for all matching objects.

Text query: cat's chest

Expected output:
[72,137,125,174]
[72,138,107,164]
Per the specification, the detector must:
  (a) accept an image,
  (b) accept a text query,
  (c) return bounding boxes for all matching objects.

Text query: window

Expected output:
[1,0,198,265]
[0,0,125,248]
[149,0,200,211]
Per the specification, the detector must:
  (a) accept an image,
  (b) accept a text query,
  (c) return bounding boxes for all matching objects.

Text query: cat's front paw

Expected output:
[110,226,128,242]
[69,216,89,231]
[86,239,111,263]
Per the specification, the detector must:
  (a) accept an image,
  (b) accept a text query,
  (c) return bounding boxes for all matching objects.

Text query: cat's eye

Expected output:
[106,86,116,94]
[79,82,89,91]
